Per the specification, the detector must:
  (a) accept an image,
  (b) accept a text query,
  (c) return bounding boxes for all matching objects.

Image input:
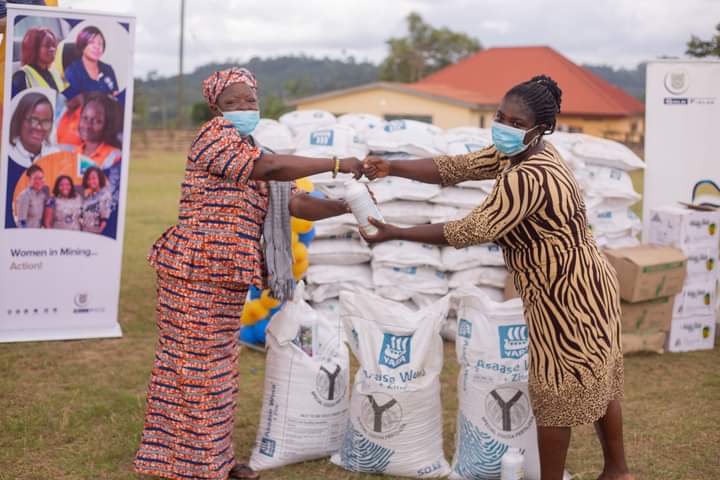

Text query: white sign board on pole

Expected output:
[644,60,720,239]
[0,5,135,342]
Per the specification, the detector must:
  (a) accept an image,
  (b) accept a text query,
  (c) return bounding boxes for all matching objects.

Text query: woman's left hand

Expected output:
[359,217,399,244]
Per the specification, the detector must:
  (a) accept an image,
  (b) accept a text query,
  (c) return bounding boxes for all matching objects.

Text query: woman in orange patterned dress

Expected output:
[134,67,362,480]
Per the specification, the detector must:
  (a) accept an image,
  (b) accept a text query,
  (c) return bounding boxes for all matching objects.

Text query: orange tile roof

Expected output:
[418,46,644,117]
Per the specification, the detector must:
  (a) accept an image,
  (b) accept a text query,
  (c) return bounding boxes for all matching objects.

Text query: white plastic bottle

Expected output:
[344,181,384,235]
[500,448,524,480]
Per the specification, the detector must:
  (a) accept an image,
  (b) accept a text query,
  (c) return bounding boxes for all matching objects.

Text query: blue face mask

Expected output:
[223,110,260,136]
[491,121,538,156]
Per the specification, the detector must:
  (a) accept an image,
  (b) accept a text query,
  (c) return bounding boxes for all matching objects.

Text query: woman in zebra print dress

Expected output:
[134,67,363,480]
[362,76,634,480]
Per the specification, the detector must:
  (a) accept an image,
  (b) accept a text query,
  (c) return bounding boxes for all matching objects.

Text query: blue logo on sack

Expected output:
[379,333,412,368]
[384,120,407,132]
[259,437,276,457]
[392,266,417,275]
[498,325,528,359]
[458,319,472,339]
[310,130,335,146]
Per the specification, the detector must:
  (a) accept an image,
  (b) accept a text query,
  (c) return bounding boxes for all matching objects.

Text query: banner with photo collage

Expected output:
[0,5,135,342]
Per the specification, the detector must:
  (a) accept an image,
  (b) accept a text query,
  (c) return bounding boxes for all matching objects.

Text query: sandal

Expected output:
[229,463,260,479]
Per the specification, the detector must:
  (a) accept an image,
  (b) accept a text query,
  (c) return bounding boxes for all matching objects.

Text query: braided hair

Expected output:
[505,75,562,134]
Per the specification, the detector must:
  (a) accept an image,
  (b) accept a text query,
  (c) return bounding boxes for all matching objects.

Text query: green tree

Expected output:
[686,22,720,58]
[191,101,213,125]
[261,94,293,120]
[379,12,481,82]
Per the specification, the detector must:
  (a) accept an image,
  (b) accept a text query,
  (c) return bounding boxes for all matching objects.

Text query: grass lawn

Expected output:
[0,148,718,480]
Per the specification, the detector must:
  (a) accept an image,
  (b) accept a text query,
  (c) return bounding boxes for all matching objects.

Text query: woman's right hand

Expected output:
[338,157,363,179]
[363,156,391,180]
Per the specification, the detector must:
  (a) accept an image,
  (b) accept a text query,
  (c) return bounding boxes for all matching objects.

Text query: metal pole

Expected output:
[176,0,186,128]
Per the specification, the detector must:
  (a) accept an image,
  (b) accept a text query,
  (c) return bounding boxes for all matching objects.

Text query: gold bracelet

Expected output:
[332,156,340,178]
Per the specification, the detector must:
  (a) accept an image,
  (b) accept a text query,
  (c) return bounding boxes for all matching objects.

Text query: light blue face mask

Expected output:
[491,121,538,156]
[223,110,260,136]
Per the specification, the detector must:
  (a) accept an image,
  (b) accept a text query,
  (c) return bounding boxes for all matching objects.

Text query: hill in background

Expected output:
[134,56,645,127]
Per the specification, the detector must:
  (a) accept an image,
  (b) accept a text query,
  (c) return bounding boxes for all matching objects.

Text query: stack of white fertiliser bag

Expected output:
[250,283,349,470]
[365,119,450,225]
[332,290,452,478]
[449,288,540,480]
[547,132,643,249]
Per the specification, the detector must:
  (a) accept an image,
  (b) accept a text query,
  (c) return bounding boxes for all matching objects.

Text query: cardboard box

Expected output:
[666,315,716,353]
[605,245,687,303]
[623,331,666,354]
[648,205,720,248]
[621,297,674,334]
[672,280,718,318]
[683,244,719,283]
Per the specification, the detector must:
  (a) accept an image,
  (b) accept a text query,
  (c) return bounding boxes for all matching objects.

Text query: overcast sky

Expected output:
[58,0,720,79]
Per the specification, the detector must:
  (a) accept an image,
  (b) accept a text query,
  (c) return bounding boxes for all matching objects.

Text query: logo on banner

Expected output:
[379,333,412,368]
[74,293,89,308]
[72,292,104,314]
[360,392,403,437]
[664,70,689,95]
[498,325,528,359]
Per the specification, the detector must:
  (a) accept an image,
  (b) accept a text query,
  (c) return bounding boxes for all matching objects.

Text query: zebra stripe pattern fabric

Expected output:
[436,143,624,427]
[134,272,248,480]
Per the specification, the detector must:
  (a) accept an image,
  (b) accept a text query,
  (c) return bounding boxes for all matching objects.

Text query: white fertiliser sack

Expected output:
[372,264,449,296]
[578,165,640,202]
[367,119,444,157]
[372,241,443,269]
[306,263,373,287]
[443,134,491,156]
[442,244,505,271]
[305,264,374,303]
[338,113,385,141]
[294,124,369,159]
[370,177,441,203]
[571,136,644,171]
[450,289,540,480]
[587,208,642,237]
[430,187,488,209]
[278,109,336,136]
[308,238,372,265]
[332,291,452,478]
[314,214,358,238]
[250,284,350,470]
[449,266,509,289]
[253,119,295,154]
[381,201,460,225]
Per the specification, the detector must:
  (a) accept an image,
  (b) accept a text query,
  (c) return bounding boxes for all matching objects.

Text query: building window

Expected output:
[568,126,583,133]
[479,116,485,128]
[384,114,433,124]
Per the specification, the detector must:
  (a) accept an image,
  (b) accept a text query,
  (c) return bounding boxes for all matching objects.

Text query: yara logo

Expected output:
[310,130,334,146]
[379,333,412,368]
[383,120,406,132]
[498,325,528,359]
